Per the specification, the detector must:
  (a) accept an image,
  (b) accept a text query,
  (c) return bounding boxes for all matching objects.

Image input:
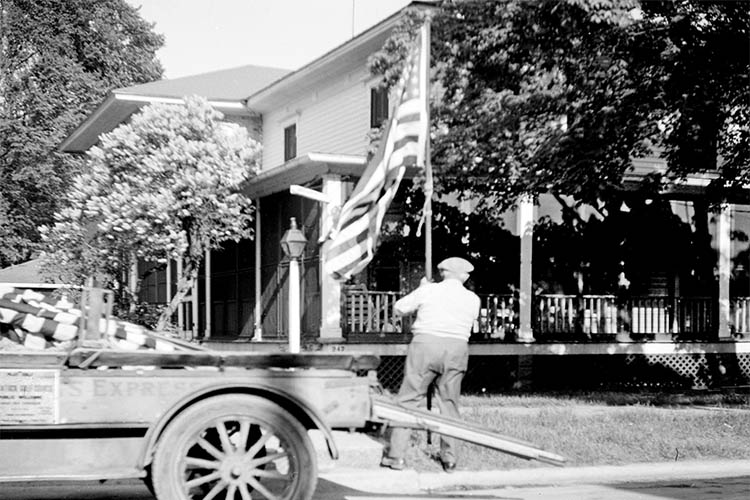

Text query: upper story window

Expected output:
[284,124,297,161]
[370,87,389,128]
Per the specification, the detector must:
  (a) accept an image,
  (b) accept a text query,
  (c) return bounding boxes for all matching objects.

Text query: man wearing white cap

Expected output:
[380,257,480,472]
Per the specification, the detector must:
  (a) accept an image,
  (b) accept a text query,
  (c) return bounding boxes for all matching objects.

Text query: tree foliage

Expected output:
[364,0,749,296]
[370,0,749,218]
[0,0,163,267]
[40,97,261,328]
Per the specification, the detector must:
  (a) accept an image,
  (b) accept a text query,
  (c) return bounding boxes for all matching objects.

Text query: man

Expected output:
[380,257,481,472]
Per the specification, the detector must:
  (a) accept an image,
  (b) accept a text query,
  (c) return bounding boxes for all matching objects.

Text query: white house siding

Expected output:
[261,67,373,170]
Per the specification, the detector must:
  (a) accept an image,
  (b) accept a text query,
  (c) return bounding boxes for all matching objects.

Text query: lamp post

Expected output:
[280,217,307,354]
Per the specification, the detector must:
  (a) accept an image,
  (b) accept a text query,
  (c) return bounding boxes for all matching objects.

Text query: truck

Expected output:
[0,286,564,500]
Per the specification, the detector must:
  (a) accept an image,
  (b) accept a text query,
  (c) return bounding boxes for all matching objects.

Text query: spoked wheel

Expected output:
[152,394,317,500]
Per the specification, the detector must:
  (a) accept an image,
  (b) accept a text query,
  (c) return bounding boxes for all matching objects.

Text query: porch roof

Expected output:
[241,153,366,199]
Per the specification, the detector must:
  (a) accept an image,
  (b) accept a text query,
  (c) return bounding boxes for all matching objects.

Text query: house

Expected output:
[60,1,750,390]
[0,258,66,292]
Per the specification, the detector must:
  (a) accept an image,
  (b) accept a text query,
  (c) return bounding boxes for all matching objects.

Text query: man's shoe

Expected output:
[380,455,406,470]
[439,458,457,473]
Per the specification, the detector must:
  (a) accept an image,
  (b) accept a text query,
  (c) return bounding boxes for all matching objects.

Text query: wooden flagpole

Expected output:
[422,19,435,440]
[423,17,433,281]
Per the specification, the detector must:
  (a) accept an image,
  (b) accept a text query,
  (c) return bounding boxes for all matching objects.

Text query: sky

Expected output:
[127,0,413,79]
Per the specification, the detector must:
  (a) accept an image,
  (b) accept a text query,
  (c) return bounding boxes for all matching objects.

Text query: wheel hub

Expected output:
[220,454,253,484]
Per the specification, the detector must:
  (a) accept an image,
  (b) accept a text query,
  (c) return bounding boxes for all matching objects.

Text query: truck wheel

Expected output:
[152,394,317,500]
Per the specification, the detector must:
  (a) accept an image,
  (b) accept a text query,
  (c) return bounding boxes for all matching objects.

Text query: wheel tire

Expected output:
[152,394,317,500]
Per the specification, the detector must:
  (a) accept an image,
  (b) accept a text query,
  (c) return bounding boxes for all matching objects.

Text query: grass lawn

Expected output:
[381,391,750,472]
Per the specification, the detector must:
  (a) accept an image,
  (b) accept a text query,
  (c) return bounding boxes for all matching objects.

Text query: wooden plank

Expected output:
[0,351,68,367]
[152,332,208,351]
[219,353,380,370]
[67,349,221,368]
[66,348,380,371]
[372,396,566,466]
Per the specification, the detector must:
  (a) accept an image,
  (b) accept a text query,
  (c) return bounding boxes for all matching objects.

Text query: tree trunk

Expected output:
[155,259,198,332]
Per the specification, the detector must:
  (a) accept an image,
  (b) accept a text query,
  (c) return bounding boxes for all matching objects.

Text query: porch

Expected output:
[341,290,750,342]
[201,290,750,392]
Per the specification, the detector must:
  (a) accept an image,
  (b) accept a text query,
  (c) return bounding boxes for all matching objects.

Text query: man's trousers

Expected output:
[386,337,469,463]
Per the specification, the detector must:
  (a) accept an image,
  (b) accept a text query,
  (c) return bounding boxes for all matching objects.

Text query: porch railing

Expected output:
[342,290,404,335]
[535,295,717,339]
[475,294,517,340]
[536,294,618,337]
[341,290,516,337]
[341,289,750,340]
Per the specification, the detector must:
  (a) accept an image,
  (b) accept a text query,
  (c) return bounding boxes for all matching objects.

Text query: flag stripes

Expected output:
[325,23,429,280]
[0,286,178,351]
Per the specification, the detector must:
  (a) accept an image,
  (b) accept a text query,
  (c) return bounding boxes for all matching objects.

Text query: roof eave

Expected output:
[242,153,367,199]
[242,152,423,199]
[59,93,250,153]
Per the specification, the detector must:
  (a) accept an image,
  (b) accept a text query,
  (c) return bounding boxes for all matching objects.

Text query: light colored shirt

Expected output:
[394,278,480,342]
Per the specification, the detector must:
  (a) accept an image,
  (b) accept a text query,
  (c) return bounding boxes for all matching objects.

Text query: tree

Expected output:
[370,0,749,217]
[40,97,261,330]
[365,0,748,299]
[0,0,163,267]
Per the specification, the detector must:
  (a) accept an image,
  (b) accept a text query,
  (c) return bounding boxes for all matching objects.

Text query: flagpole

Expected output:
[423,18,433,281]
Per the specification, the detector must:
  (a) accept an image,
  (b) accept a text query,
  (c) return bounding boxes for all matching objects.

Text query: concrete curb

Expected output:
[310,430,383,472]
[319,459,750,494]
[319,467,422,494]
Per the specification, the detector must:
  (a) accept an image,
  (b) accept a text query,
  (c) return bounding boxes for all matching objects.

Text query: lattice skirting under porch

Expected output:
[374,353,750,393]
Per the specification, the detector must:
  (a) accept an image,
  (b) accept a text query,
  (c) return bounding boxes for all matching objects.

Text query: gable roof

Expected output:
[60,64,290,153]
[0,258,56,286]
[61,1,437,153]
[116,64,291,102]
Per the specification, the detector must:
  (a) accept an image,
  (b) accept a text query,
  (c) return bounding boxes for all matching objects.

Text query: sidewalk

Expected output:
[313,426,750,495]
[319,459,750,495]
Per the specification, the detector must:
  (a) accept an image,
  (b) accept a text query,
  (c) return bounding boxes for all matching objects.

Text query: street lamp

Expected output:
[280,217,307,353]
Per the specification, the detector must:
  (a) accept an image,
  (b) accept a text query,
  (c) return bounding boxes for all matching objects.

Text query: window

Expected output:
[284,124,297,161]
[370,87,389,128]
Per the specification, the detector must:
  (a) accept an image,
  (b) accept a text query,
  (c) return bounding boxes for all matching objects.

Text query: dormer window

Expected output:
[370,87,389,128]
[284,124,297,161]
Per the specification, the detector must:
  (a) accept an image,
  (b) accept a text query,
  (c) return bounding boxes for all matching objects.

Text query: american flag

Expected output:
[325,24,429,280]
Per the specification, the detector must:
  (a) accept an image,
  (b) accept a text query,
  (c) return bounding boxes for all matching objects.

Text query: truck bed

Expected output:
[0,347,380,371]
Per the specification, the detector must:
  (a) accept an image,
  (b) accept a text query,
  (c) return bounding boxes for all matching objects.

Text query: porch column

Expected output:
[319,174,345,340]
[253,198,263,341]
[718,203,732,339]
[165,254,172,305]
[517,196,535,342]
[204,249,212,339]
[129,254,138,311]
[176,258,184,333]
[191,277,198,339]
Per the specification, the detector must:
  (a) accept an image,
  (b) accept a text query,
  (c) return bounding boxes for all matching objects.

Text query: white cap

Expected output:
[437,257,474,274]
